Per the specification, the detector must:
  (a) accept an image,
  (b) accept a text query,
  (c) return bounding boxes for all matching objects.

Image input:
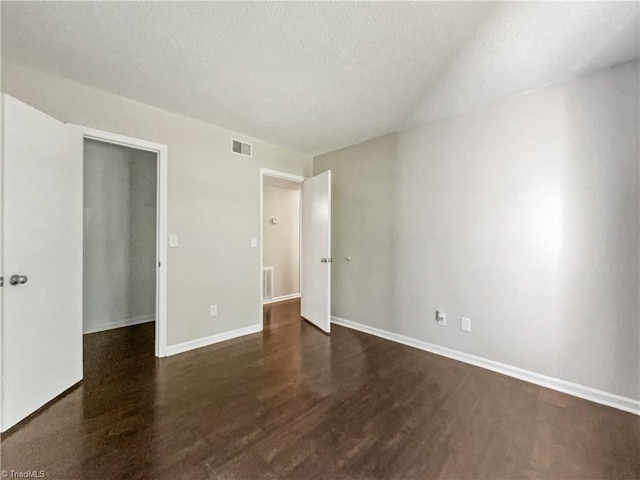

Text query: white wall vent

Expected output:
[232,139,252,157]
[262,266,274,299]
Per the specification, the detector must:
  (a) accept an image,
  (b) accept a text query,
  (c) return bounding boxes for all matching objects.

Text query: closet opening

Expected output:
[82,137,160,357]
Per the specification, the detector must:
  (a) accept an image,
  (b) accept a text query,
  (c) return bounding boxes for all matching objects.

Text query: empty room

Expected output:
[1,2,638,479]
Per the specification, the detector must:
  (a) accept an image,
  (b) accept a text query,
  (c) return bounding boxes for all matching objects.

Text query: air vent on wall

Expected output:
[232,139,252,157]
[262,267,273,299]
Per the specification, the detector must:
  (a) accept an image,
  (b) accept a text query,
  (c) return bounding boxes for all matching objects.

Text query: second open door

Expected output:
[300,170,332,333]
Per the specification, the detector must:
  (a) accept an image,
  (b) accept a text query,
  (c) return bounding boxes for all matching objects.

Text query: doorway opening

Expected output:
[259,168,332,333]
[80,128,168,357]
[260,169,304,325]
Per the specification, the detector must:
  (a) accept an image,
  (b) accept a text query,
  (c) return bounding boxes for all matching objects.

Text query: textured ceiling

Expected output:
[403,1,640,128]
[2,2,638,156]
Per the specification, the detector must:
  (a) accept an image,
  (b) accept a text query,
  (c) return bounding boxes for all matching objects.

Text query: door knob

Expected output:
[9,274,28,286]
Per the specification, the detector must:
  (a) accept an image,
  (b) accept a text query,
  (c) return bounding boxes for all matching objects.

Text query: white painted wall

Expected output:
[315,61,640,401]
[263,185,300,298]
[1,62,313,347]
[83,139,156,333]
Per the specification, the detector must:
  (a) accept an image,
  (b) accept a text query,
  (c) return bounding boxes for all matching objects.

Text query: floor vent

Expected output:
[262,267,273,299]
[232,139,252,157]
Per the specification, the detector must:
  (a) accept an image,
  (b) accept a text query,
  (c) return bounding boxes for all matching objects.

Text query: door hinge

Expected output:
[0,276,3,287]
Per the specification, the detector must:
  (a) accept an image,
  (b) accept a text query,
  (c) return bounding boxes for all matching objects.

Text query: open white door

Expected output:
[1,95,83,431]
[301,170,331,333]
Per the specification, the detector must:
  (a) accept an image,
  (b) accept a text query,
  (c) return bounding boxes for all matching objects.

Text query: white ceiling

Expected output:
[403,2,640,128]
[2,2,638,156]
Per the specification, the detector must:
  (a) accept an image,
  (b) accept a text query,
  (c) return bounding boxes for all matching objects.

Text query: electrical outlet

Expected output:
[210,305,218,317]
[436,310,447,326]
[461,317,471,332]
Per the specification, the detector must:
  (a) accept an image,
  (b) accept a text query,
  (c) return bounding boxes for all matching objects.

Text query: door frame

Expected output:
[77,126,168,358]
[259,168,304,328]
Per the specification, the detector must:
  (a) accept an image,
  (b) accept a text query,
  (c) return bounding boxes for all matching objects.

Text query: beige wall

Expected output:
[263,186,300,298]
[2,62,312,347]
[315,60,640,400]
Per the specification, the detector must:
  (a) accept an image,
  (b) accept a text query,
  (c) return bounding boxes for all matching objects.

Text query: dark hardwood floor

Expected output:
[2,299,638,479]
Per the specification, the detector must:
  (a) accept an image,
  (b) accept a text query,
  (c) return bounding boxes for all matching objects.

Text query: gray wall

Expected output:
[129,150,158,319]
[315,60,640,400]
[83,139,157,333]
[2,62,313,347]
[263,186,300,298]
[319,135,398,329]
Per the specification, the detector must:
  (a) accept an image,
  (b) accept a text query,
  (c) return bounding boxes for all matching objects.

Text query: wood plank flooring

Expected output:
[1,299,638,479]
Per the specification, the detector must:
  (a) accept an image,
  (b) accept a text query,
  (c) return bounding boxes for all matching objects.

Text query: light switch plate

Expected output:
[169,234,179,248]
[461,317,471,332]
[251,237,258,247]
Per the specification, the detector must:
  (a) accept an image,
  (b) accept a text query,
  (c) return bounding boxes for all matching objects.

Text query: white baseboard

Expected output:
[263,293,301,305]
[331,316,640,415]
[83,315,155,335]
[166,324,262,357]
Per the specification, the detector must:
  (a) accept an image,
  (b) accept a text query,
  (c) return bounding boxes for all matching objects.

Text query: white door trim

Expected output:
[259,168,304,328]
[75,126,168,358]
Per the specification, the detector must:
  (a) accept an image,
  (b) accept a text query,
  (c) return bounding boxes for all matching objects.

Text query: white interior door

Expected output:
[2,95,83,432]
[301,170,331,333]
